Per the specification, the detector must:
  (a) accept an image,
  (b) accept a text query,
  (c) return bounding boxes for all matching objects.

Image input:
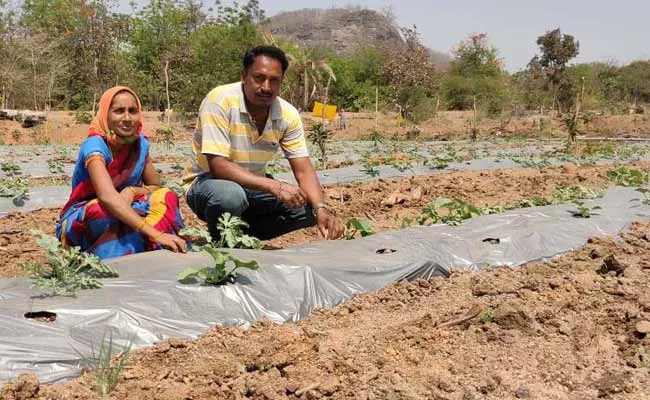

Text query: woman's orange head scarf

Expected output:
[89,86,144,146]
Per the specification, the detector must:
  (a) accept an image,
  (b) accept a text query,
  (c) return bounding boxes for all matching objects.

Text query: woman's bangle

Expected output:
[128,186,137,196]
[136,220,147,232]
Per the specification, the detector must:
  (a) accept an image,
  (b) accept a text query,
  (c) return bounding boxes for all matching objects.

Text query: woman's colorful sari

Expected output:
[56,86,184,259]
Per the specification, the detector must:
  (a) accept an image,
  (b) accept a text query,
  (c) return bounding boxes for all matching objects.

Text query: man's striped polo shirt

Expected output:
[184,82,309,187]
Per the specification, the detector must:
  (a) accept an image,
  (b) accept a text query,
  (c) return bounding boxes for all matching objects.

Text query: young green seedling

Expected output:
[570,200,602,218]
[177,246,259,285]
[344,218,375,239]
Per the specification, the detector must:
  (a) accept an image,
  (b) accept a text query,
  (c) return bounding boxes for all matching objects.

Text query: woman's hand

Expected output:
[119,186,137,204]
[152,232,188,253]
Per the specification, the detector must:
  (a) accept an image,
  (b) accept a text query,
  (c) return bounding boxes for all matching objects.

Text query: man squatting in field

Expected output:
[183,45,345,242]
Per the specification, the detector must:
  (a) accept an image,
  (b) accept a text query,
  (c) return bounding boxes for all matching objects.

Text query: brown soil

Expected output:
[2,110,650,146]
[1,162,641,278]
[5,220,650,399]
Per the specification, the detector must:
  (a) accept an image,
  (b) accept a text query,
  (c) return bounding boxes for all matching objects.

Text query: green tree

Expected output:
[20,0,131,109]
[328,47,387,111]
[529,28,580,113]
[443,33,508,115]
[380,25,439,123]
[619,60,650,105]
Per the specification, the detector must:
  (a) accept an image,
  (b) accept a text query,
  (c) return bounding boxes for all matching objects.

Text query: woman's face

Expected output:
[107,91,140,138]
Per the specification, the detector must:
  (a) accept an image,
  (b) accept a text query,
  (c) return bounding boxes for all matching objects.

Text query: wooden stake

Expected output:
[164,60,171,125]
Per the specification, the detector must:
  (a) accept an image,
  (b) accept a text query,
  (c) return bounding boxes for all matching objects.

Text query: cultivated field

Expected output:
[1,112,650,400]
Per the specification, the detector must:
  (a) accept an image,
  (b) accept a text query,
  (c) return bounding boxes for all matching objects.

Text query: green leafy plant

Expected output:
[178,226,212,246]
[216,212,262,249]
[20,231,118,296]
[79,332,132,396]
[155,124,176,149]
[344,218,375,239]
[607,166,650,187]
[0,161,22,176]
[570,200,602,218]
[417,198,482,226]
[0,177,29,202]
[553,185,604,202]
[388,157,413,172]
[177,245,259,285]
[480,308,495,324]
[635,188,650,205]
[308,122,330,166]
[361,162,380,177]
[171,162,183,170]
[47,158,65,174]
[368,129,383,148]
[509,155,551,168]
[425,157,449,169]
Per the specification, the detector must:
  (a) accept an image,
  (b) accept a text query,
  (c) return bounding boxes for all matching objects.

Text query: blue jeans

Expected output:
[186,175,316,241]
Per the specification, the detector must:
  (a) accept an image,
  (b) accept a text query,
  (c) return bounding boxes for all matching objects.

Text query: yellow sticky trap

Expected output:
[312,102,337,120]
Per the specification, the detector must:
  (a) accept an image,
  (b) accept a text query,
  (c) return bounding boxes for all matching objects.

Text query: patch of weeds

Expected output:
[480,308,495,324]
[170,162,183,170]
[30,126,50,145]
[570,200,602,218]
[394,215,415,228]
[343,218,374,239]
[75,334,133,396]
[11,129,21,141]
[607,166,649,187]
[20,231,118,296]
[79,332,132,396]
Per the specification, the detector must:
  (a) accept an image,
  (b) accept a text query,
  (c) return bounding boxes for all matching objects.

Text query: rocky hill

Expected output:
[262,7,450,65]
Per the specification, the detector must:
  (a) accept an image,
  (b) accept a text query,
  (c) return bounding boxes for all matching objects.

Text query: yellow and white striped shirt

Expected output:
[184,82,308,186]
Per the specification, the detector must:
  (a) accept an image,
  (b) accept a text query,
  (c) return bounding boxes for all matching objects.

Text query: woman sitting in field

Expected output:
[56,86,187,258]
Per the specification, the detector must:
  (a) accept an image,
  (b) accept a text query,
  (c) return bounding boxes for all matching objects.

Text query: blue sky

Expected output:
[120,0,650,71]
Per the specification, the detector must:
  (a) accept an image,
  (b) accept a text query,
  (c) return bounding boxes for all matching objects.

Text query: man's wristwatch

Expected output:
[312,202,330,216]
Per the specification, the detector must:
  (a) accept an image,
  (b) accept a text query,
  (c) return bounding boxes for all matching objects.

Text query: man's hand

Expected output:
[273,181,307,209]
[316,208,345,240]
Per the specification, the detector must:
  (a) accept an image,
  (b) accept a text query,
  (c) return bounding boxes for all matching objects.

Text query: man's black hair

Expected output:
[243,45,289,74]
